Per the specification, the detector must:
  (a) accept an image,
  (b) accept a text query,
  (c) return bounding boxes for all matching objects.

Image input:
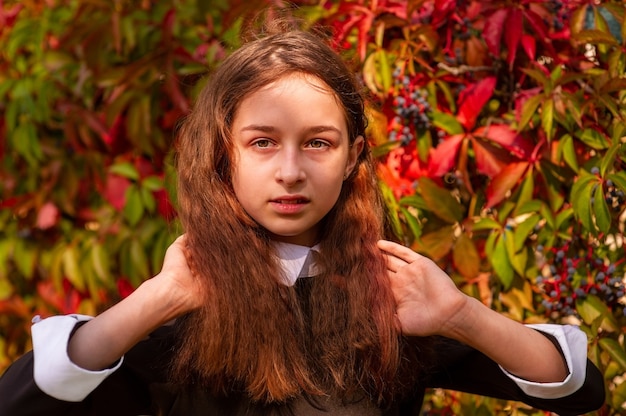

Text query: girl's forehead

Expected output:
[256,72,333,96]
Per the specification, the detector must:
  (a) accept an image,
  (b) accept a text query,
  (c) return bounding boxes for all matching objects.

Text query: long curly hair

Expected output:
[172,29,428,407]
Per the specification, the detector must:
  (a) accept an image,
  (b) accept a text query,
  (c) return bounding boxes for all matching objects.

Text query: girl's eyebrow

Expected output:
[240,124,276,133]
[239,124,343,135]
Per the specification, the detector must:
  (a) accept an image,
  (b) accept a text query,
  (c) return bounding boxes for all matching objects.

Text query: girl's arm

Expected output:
[377,239,568,383]
[68,235,202,371]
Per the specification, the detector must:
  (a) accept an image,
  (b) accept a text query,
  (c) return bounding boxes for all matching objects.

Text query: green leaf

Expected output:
[140,186,156,213]
[110,162,140,180]
[12,122,43,167]
[485,230,497,257]
[471,218,501,232]
[363,49,392,96]
[600,139,621,177]
[607,171,626,192]
[517,94,543,132]
[378,49,392,94]
[90,242,111,284]
[142,176,163,191]
[599,338,626,371]
[592,183,611,233]
[418,177,464,223]
[570,172,597,232]
[379,181,403,239]
[400,206,422,241]
[62,245,85,292]
[516,172,534,207]
[541,99,554,141]
[124,185,144,226]
[511,248,529,278]
[431,110,464,135]
[520,68,550,86]
[577,129,609,150]
[572,29,619,45]
[576,294,619,332]
[558,134,579,171]
[514,214,540,253]
[555,208,574,229]
[515,200,543,216]
[539,202,555,230]
[128,238,149,287]
[399,195,429,211]
[0,276,13,300]
[491,233,514,289]
[14,239,36,279]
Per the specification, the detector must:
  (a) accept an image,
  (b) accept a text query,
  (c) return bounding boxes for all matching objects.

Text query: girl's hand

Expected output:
[68,235,203,370]
[377,239,569,383]
[377,239,470,337]
[151,235,205,314]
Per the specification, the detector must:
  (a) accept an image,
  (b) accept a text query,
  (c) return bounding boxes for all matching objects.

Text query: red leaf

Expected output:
[161,8,176,44]
[0,3,23,28]
[504,8,523,69]
[117,278,135,299]
[472,139,508,178]
[37,281,64,313]
[473,124,534,159]
[103,174,131,211]
[520,34,536,61]
[165,68,190,114]
[155,189,177,221]
[37,280,82,315]
[378,163,415,199]
[457,76,497,130]
[485,162,529,208]
[483,8,509,56]
[523,8,549,41]
[429,134,465,177]
[523,8,555,56]
[385,144,426,182]
[431,0,457,26]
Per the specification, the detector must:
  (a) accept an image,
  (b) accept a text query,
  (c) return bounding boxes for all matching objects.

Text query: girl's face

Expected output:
[231,73,363,247]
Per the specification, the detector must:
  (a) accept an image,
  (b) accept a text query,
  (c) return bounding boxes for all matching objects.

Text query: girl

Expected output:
[0,29,604,416]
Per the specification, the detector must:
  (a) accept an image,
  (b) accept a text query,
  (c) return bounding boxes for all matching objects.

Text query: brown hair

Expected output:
[173,29,427,407]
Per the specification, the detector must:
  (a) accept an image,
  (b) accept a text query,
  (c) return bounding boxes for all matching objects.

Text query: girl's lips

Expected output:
[270,197,310,214]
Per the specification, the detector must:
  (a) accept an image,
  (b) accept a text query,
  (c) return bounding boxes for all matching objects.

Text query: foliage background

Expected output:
[1,0,625,414]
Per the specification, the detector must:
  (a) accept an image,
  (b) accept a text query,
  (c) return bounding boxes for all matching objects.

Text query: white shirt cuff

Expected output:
[499,324,587,399]
[32,314,123,402]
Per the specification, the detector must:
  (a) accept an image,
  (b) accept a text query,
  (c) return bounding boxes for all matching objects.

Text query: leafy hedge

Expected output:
[1,1,624,414]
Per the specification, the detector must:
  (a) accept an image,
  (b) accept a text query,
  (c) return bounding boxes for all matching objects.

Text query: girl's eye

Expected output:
[308,139,329,149]
[253,139,272,148]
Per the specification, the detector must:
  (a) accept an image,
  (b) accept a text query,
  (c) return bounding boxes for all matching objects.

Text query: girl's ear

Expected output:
[345,135,365,179]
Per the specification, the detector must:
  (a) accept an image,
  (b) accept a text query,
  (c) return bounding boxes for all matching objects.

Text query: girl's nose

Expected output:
[275,149,305,185]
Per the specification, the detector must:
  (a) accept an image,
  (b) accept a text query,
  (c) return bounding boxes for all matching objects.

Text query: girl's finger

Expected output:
[383,253,408,273]
[377,240,420,264]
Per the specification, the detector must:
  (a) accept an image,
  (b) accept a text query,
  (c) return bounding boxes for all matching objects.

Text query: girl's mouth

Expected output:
[272,199,308,204]
[270,197,310,214]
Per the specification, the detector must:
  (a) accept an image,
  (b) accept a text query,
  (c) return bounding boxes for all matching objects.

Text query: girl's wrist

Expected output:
[438,296,481,342]
[135,277,188,326]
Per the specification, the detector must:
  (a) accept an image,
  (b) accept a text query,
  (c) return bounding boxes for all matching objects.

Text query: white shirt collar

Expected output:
[274,242,321,286]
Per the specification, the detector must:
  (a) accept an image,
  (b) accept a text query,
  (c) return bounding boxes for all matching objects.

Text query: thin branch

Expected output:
[437,62,495,75]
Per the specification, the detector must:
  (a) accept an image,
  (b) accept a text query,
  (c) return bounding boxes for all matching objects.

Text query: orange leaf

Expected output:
[485,162,529,208]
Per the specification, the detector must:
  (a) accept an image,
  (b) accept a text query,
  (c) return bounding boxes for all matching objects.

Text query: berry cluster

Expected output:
[535,243,625,317]
[604,179,625,212]
[388,68,431,146]
[589,167,625,213]
[545,0,570,31]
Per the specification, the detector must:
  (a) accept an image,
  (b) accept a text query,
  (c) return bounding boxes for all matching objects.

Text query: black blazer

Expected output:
[0,322,605,416]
